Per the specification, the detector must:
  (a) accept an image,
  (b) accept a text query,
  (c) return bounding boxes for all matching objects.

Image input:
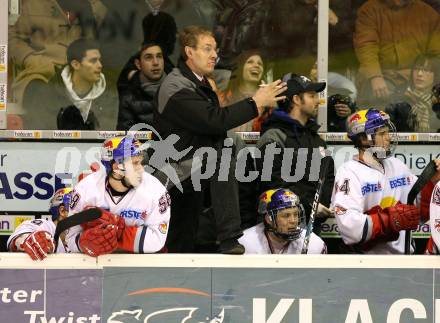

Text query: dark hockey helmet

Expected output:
[258,188,306,241]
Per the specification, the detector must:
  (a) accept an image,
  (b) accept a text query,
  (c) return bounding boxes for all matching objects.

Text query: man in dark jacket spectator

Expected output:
[256,74,335,236]
[117,43,165,130]
[23,38,115,130]
[153,25,286,254]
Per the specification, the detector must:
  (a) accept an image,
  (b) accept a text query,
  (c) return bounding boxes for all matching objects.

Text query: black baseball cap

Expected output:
[282,73,326,98]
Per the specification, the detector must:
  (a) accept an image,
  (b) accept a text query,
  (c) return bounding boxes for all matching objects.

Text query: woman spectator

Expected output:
[386,54,440,132]
[220,50,267,132]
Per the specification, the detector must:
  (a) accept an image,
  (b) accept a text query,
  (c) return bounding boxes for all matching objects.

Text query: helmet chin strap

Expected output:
[263,220,298,241]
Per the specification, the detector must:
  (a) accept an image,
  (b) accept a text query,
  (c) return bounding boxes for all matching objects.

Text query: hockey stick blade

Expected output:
[405,160,437,254]
[301,156,331,254]
[53,208,102,249]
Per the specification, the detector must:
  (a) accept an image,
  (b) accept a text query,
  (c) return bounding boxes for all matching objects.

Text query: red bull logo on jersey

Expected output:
[361,182,383,196]
[349,113,362,123]
[119,209,147,221]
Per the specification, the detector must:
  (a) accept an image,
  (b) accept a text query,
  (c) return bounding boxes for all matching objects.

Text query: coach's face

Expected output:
[186,35,218,76]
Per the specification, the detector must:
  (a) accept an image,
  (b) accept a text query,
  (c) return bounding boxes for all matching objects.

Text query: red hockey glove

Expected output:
[21,231,55,261]
[81,208,120,231]
[387,204,420,232]
[79,224,118,257]
[369,204,419,240]
[115,216,125,241]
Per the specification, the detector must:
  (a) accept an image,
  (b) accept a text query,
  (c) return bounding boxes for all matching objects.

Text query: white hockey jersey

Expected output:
[332,156,418,254]
[428,181,440,254]
[7,219,69,253]
[239,223,327,254]
[65,170,170,254]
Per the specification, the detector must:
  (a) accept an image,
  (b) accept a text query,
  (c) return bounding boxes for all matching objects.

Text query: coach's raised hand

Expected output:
[252,80,287,113]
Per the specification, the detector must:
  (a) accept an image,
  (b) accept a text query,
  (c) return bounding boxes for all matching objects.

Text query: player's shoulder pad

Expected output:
[386,156,410,172]
[139,172,168,197]
[335,159,358,176]
[75,170,105,194]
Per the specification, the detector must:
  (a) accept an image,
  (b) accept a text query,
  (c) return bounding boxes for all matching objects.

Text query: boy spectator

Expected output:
[117,43,165,130]
[116,11,177,96]
[22,38,116,130]
[9,0,106,117]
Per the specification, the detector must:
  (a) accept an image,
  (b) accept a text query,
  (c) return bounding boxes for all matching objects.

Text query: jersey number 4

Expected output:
[335,179,350,195]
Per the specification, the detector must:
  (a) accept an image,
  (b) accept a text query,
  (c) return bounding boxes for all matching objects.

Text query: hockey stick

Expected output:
[301,156,331,254]
[53,208,102,250]
[405,160,437,254]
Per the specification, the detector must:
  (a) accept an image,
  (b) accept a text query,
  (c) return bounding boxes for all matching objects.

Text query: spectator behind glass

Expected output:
[22,39,114,130]
[327,93,357,132]
[386,54,440,132]
[309,64,358,132]
[354,0,440,107]
[117,11,177,95]
[219,51,267,132]
[117,43,165,130]
[9,0,106,118]
[142,11,177,73]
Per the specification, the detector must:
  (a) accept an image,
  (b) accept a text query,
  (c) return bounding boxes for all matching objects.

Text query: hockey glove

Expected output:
[387,204,420,232]
[79,224,118,257]
[370,204,419,240]
[81,208,120,230]
[21,231,55,261]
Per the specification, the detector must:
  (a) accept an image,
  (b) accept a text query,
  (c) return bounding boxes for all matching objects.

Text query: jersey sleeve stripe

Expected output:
[75,234,81,252]
[138,226,148,253]
[7,231,33,251]
[361,218,373,243]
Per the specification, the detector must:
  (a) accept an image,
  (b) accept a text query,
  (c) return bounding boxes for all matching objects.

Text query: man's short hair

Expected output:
[137,42,163,60]
[67,38,100,65]
[279,93,305,114]
[179,25,214,61]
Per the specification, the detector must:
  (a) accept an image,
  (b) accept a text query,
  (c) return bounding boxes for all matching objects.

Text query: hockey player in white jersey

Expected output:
[332,108,438,254]
[7,187,73,260]
[65,136,170,257]
[425,179,440,254]
[239,188,326,254]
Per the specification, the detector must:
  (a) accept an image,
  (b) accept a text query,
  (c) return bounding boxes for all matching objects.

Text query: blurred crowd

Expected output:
[5,0,440,132]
